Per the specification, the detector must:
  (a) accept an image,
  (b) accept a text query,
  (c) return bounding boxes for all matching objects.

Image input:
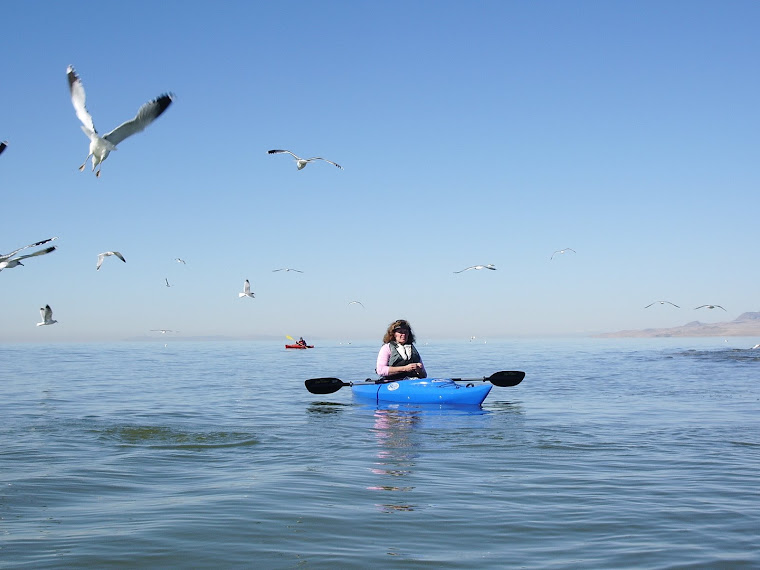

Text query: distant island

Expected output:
[595,312,760,338]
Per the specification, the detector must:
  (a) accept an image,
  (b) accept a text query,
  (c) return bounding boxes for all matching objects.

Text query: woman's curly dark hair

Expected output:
[382,319,416,344]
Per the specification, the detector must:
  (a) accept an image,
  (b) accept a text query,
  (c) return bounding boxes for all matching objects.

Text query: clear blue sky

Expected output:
[2,1,758,342]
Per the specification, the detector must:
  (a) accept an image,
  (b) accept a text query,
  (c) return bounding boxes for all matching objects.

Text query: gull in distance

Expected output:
[267,149,343,170]
[695,304,726,311]
[96,251,126,270]
[37,304,58,326]
[348,300,365,308]
[239,279,255,298]
[175,258,186,264]
[273,267,303,273]
[644,301,680,308]
[0,141,7,155]
[67,65,174,177]
[551,248,576,259]
[453,264,496,273]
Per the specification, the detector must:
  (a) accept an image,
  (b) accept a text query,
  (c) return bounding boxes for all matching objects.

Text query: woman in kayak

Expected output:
[376,319,427,380]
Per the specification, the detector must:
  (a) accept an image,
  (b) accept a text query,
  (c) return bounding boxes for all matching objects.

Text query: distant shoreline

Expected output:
[595,311,760,338]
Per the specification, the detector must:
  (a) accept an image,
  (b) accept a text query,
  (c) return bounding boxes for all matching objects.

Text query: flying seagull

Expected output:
[695,304,726,311]
[96,251,126,270]
[0,241,58,272]
[1,237,57,263]
[150,329,174,334]
[239,279,255,298]
[175,258,186,264]
[267,149,343,170]
[273,267,303,273]
[551,248,576,260]
[644,301,680,308]
[165,278,171,287]
[0,141,7,155]
[453,264,497,273]
[348,300,365,308]
[37,304,58,326]
[67,65,174,177]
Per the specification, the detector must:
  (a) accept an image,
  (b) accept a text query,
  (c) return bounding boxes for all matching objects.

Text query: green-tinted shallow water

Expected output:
[2,338,759,568]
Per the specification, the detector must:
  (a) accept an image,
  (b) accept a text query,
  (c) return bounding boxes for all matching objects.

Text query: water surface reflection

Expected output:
[367,408,421,512]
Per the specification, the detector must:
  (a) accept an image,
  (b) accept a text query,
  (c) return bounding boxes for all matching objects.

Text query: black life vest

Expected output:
[382,342,422,380]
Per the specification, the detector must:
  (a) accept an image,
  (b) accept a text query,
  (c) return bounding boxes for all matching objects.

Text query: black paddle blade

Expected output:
[305,377,348,394]
[487,371,525,387]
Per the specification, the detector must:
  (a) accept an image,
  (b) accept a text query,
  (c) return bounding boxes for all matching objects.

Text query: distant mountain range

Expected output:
[595,312,760,338]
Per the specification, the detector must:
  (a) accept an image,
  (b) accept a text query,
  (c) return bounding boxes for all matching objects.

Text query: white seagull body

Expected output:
[0,141,7,155]
[67,65,174,177]
[551,248,576,259]
[37,304,58,326]
[1,237,58,272]
[348,300,365,308]
[175,258,186,264]
[96,251,126,270]
[454,264,497,273]
[150,329,174,334]
[239,279,255,298]
[273,268,303,273]
[644,301,680,308]
[695,304,726,311]
[267,149,343,170]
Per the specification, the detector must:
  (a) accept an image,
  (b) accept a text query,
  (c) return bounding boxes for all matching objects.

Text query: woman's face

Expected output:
[393,327,410,344]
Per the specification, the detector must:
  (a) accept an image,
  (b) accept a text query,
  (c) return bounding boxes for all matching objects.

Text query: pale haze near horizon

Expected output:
[1,1,758,343]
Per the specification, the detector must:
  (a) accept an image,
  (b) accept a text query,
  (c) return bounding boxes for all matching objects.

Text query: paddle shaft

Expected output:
[305,371,524,394]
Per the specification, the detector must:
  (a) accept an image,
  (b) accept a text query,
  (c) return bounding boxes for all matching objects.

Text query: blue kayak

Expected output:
[351,378,492,406]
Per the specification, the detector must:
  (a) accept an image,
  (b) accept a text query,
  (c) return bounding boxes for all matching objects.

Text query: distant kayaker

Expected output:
[297,337,307,347]
[376,319,427,380]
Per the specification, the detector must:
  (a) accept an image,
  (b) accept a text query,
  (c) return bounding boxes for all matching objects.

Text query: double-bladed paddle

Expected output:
[305,371,525,395]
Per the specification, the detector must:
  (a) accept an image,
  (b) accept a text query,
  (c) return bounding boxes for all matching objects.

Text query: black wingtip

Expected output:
[66,65,80,90]
[153,93,175,116]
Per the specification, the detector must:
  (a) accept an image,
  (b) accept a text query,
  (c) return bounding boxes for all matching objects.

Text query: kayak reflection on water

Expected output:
[367,409,421,512]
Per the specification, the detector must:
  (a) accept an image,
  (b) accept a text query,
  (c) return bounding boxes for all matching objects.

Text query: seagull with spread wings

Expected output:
[67,65,174,177]
[273,267,303,273]
[454,264,496,273]
[239,279,255,298]
[96,251,126,270]
[644,301,680,308]
[0,141,7,156]
[267,149,343,170]
[695,304,726,311]
[551,248,576,259]
[348,300,365,308]
[1,237,58,272]
[37,305,58,326]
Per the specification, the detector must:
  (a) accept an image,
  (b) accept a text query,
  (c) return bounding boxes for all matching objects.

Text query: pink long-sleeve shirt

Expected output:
[375,343,425,377]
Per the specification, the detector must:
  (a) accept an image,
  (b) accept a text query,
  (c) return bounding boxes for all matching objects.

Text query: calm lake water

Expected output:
[2,338,759,568]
